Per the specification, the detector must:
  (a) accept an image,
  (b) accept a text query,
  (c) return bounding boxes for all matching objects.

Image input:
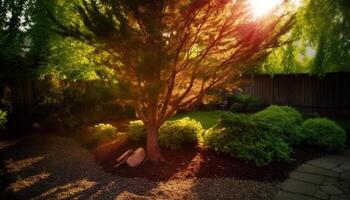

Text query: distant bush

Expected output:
[159,117,204,149]
[0,110,7,130]
[253,105,303,144]
[200,112,292,166]
[302,118,347,152]
[127,120,146,141]
[228,94,262,113]
[93,123,118,143]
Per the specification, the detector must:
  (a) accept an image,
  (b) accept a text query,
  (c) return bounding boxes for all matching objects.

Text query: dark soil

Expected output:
[91,139,327,182]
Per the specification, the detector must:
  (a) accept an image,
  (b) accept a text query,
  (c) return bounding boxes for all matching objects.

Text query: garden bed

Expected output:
[91,139,327,182]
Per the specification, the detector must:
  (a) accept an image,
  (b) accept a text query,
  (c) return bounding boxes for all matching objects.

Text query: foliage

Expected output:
[159,117,204,149]
[171,111,222,130]
[92,123,120,144]
[0,110,7,130]
[200,112,292,166]
[127,120,146,141]
[94,123,117,135]
[50,0,295,161]
[301,118,347,152]
[259,0,350,75]
[253,105,304,144]
[228,94,262,113]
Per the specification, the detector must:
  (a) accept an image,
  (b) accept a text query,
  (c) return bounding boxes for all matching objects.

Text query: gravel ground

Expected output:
[0,135,277,200]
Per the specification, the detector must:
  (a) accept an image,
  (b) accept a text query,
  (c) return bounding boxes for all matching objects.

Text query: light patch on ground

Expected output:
[33,179,97,200]
[5,156,46,173]
[8,172,50,192]
[0,140,18,150]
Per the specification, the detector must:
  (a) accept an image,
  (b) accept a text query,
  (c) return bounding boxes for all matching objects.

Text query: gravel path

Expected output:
[0,135,276,200]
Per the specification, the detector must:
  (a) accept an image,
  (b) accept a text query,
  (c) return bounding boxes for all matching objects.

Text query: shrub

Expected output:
[0,110,7,130]
[127,120,146,141]
[159,117,204,149]
[229,94,262,113]
[200,112,292,166]
[93,123,118,143]
[253,105,303,144]
[301,118,347,152]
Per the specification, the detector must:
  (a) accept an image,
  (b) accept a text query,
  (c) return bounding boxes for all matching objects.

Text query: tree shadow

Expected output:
[0,135,162,199]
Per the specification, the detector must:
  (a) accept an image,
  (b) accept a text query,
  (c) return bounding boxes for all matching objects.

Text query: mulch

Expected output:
[91,139,327,182]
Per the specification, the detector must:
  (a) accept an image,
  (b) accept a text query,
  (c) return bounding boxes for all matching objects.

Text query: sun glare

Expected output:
[248,0,284,18]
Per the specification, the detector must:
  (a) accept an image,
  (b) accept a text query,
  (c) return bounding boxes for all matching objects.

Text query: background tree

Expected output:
[259,0,350,75]
[49,0,295,163]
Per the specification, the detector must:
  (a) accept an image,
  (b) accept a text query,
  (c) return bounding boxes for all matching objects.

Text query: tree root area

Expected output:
[91,140,326,182]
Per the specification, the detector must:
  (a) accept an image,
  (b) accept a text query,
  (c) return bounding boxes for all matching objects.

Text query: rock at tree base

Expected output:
[126,148,145,167]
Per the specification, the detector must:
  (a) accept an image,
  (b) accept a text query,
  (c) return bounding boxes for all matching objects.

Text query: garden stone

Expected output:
[340,172,350,181]
[275,191,318,200]
[334,167,344,173]
[314,190,329,200]
[320,185,344,195]
[296,164,339,177]
[126,148,145,167]
[324,177,339,185]
[339,162,350,171]
[336,181,350,193]
[289,171,325,184]
[281,179,318,195]
[330,194,348,200]
[307,156,345,170]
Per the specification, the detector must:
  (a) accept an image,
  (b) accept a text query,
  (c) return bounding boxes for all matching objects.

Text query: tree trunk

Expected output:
[146,124,164,163]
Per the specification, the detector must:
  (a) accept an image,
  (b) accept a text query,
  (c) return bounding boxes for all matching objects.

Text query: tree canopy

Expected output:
[49,0,295,162]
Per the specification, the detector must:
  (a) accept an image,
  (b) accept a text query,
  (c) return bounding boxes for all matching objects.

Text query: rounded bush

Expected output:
[159,117,204,149]
[201,112,292,166]
[92,123,120,144]
[302,118,347,152]
[253,105,303,144]
[127,120,146,141]
[229,94,262,113]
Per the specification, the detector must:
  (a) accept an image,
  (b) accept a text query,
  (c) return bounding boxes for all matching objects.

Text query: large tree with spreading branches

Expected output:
[50,0,295,163]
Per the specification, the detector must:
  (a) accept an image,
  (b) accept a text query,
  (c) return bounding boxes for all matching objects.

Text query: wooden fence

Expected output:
[241,72,350,116]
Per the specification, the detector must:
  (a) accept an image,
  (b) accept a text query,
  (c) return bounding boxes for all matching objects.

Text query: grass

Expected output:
[171,111,223,130]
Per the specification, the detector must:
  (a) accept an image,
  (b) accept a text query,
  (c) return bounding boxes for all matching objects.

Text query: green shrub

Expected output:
[0,110,7,130]
[93,123,118,143]
[127,120,146,141]
[229,94,261,113]
[253,105,303,144]
[200,112,292,166]
[301,118,347,152]
[159,117,204,149]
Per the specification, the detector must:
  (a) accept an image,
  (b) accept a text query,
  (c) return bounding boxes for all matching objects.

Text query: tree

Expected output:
[259,0,350,75]
[49,0,295,163]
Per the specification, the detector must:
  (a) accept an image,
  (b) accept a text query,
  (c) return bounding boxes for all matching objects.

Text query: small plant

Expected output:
[159,117,204,149]
[0,110,7,130]
[253,105,303,144]
[302,118,347,152]
[200,112,292,166]
[127,120,146,141]
[228,94,262,113]
[93,123,118,143]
